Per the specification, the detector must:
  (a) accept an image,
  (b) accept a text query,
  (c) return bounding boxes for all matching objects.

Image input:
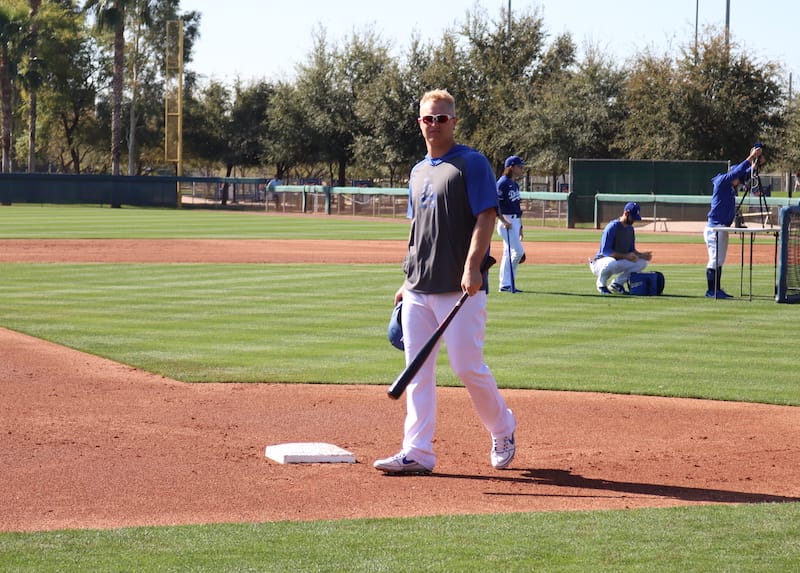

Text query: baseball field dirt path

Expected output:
[0,236,781,264]
[1,238,798,532]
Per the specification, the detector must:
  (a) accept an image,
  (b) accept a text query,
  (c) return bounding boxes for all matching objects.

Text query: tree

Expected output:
[294,26,392,186]
[264,81,319,180]
[182,79,231,186]
[125,1,200,175]
[0,0,29,172]
[34,1,101,173]
[615,51,682,159]
[123,0,153,175]
[229,80,273,176]
[84,0,130,177]
[618,32,784,162]
[518,49,625,188]
[767,97,799,176]
[25,0,41,172]
[351,38,428,185]
[457,6,544,164]
[677,33,783,161]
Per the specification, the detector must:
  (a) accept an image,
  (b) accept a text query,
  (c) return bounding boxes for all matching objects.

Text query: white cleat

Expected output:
[373,452,432,475]
[491,433,516,469]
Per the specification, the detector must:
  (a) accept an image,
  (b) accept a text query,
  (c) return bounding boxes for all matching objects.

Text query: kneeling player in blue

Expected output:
[589,202,653,294]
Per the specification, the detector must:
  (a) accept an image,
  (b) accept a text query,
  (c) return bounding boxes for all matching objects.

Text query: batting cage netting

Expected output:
[776,205,800,303]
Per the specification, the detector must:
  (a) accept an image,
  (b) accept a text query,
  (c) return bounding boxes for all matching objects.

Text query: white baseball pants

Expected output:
[589,256,649,288]
[703,225,729,269]
[496,217,524,290]
[400,289,515,469]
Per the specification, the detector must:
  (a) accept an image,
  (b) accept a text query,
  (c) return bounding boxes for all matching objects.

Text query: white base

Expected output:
[265,442,356,464]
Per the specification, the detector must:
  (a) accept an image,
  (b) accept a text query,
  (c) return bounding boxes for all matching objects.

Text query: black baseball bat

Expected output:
[387,256,495,400]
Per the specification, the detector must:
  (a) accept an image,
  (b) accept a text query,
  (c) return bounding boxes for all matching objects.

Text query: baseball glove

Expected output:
[387,301,404,351]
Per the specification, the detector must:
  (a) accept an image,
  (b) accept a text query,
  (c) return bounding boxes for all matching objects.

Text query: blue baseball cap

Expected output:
[504,155,525,168]
[624,202,642,221]
[387,302,404,351]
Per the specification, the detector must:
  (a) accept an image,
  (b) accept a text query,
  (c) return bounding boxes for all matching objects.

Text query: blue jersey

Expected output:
[595,219,636,258]
[404,144,497,293]
[496,175,522,217]
[707,159,752,227]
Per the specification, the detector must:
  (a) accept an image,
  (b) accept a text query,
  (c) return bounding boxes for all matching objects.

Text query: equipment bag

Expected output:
[628,271,665,296]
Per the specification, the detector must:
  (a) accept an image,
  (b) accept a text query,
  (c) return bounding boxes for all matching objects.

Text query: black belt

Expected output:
[504,214,520,218]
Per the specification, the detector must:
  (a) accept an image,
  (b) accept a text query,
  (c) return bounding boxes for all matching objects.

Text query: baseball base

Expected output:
[265,442,356,464]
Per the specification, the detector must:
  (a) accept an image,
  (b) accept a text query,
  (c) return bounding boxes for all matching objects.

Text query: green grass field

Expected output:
[2,504,799,572]
[1,205,798,571]
[1,262,797,404]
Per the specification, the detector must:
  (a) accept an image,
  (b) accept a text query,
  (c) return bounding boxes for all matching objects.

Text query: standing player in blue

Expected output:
[496,155,527,293]
[589,202,652,294]
[704,145,764,298]
[373,89,516,475]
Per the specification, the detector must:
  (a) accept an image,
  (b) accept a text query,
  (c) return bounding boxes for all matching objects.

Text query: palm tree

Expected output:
[0,1,29,173]
[84,0,129,177]
[126,0,153,176]
[26,0,41,173]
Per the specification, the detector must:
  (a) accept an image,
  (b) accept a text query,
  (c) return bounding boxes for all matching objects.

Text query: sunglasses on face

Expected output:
[419,114,456,126]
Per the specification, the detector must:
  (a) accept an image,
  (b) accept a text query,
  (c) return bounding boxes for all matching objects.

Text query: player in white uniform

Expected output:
[496,155,526,292]
[373,89,516,475]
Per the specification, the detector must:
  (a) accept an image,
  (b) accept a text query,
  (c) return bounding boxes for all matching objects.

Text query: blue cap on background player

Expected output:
[504,155,525,168]
[387,301,404,351]
[624,202,642,221]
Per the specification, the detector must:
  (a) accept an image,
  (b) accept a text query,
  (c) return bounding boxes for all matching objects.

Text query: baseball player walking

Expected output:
[373,89,516,475]
[496,155,527,293]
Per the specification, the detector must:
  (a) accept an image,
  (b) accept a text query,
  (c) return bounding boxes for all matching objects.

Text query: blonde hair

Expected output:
[420,89,456,115]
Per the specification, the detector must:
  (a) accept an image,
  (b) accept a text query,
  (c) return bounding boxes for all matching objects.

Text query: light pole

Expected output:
[724,0,730,50]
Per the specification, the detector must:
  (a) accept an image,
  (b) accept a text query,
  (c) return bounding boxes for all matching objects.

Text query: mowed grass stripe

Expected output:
[0,204,718,244]
[1,262,799,403]
[0,263,398,383]
[0,205,412,239]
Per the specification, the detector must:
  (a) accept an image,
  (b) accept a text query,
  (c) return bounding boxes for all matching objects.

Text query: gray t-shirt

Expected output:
[404,144,498,293]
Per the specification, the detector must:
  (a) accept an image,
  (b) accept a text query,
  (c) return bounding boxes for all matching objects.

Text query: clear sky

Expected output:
[181,0,799,93]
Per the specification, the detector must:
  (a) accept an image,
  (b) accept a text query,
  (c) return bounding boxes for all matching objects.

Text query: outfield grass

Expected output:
[0,204,413,240]
[0,203,714,244]
[1,262,796,404]
[1,206,798,571]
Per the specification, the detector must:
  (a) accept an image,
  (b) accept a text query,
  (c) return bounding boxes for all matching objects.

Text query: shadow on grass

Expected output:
[427,468,800,504]
[505,290,700,299]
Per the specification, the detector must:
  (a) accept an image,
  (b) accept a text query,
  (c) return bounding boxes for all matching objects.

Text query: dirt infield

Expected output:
[1,238,798,533]
[0,237,780,264]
